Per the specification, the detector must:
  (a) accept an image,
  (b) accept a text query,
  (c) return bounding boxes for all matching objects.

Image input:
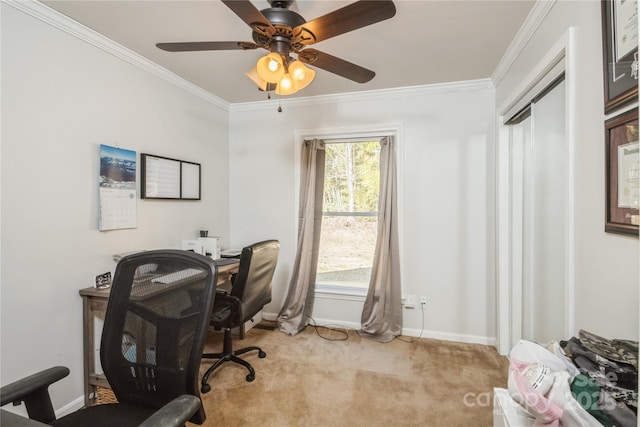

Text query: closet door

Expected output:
[523,80,566,343]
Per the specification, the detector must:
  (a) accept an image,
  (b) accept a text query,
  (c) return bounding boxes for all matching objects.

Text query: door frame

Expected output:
[495,29,577,355]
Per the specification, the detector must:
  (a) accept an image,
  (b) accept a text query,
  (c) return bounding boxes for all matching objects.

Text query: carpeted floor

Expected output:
[194,324,509,427]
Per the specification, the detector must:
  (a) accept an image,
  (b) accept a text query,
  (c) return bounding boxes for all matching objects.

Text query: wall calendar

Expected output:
[99,144,137,231]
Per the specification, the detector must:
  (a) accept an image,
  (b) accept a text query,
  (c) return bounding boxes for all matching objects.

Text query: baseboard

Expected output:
[263,312,494,346]
[57,395,84,418]
[402,328,496,346]
[308,317,362,331]
[262,312,361,331]
[261,312,278,322]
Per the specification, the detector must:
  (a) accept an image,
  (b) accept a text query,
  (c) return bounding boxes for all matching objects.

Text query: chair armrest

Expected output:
[0,366,69,407]
[215,292,241,305]
[0,366,69,424]
[138,395,201,427]
[210,292,243,326]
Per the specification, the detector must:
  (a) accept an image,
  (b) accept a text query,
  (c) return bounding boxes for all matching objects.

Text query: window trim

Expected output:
[314,285,367,300]
[315,284,375,298]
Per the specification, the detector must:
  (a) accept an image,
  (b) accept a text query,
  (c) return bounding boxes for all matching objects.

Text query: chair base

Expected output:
[200,328,266,393]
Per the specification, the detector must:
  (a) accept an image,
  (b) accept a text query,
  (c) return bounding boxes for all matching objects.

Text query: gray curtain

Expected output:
[359,136,402,342]
[278,139,325,336]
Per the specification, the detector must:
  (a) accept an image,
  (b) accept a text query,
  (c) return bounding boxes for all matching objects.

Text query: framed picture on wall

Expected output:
[601,0,638,113]
[605,108,639,236]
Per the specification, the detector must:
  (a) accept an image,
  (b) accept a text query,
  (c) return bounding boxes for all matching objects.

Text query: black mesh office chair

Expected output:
[0,250,217,427]
[200,240,280,393]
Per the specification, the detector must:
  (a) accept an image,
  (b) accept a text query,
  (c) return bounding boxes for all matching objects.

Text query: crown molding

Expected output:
[491,0,557,86]
[229,78,495,113]
[5,0,230,111]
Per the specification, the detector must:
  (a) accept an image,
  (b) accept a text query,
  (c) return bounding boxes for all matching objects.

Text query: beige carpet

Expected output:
[194,324,509,427]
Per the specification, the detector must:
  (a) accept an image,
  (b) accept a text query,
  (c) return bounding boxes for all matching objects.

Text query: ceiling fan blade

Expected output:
[156,41,257,52]
[293,0,396,45]
[222,0,275,36]
[298,49,375,83]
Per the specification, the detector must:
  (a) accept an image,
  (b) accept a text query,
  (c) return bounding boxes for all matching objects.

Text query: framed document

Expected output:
[605,108,639,236]
[141,153,201,200]
[601,0,639,113]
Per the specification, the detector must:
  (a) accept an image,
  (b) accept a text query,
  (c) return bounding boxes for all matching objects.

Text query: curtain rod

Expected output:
[305,136,387,144]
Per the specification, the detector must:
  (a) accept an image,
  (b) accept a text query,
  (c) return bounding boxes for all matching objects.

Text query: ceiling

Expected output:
[41,0,536,104]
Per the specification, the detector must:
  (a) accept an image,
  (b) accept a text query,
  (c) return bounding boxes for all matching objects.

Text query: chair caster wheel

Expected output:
[246,374,255,382]
[201,384,211,394]
[259,350,266,358]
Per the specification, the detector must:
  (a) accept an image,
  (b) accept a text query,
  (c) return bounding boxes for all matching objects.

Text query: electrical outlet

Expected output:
[405,295,416,309]
[420,297,427,307]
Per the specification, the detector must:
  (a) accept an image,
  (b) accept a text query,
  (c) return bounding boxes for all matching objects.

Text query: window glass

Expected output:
[316,140,380,294]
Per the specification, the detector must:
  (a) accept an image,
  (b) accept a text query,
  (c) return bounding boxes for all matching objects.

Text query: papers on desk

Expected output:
[152,268,202,284]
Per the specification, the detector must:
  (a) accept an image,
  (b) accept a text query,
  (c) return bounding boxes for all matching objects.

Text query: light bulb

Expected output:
[288,60,315,91]
[280,74,292,89]
[256,53,285,84]
[276,73,297,95]
[268,58,280,72]
[292,67,305,81]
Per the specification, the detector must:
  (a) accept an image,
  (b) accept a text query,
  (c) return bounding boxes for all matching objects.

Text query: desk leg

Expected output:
[82,296,96,407]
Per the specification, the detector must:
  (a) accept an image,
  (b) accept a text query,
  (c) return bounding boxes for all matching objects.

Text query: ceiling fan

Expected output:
[156,0,396,95]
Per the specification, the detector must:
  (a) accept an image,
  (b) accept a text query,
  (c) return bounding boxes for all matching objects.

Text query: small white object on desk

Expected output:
[198,237,220,259]
[181,240,204,255]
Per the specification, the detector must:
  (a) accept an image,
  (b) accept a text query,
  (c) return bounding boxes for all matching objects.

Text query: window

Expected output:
[315,139,380,295]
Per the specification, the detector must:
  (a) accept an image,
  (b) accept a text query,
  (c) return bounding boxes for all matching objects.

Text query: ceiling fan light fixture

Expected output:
[157,0,398,99]
[256,52,285,83]
[288,60,315,91]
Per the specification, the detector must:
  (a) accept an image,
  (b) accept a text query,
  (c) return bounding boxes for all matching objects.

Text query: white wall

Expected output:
[1,3,230,411]
[495,0,639,340]
[229,82,497,344]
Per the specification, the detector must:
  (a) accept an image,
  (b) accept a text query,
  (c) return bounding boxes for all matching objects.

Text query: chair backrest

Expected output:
[230,240,280,323]
[100,250,217,425]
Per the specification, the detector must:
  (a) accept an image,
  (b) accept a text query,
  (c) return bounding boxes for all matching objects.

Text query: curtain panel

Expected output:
[358,135,402,342]
[277,139,325,335]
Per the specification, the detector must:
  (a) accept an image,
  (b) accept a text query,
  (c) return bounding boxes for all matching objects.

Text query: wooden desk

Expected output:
[78,260,239,406]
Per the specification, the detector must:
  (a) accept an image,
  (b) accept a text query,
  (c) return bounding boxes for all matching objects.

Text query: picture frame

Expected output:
[141,153,201,200]
[605,108,639,236]
[601,0,639,113]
